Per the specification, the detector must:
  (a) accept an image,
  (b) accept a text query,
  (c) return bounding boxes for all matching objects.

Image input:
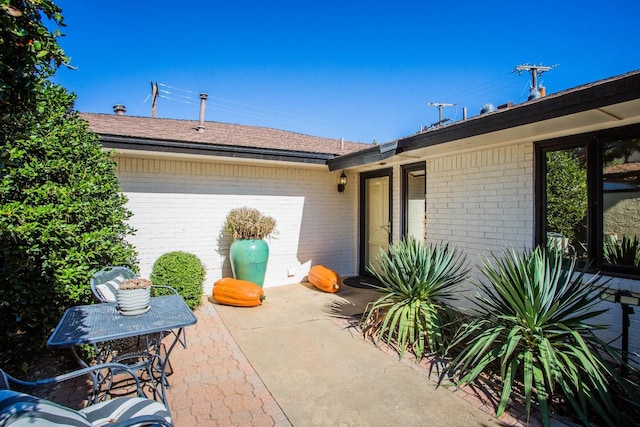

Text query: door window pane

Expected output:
[405,168,426,241]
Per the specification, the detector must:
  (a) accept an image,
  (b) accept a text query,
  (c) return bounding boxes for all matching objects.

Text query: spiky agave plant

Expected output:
[603,234,640,267]
[446,246,629,426]
[360,237,469,359]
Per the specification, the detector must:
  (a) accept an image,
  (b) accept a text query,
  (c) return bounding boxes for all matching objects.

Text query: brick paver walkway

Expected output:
[165,302,291,426]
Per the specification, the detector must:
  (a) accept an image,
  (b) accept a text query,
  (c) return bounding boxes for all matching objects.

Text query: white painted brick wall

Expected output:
[426,143,534,281]
[422,142,640,360]
[112,143,640,359]
[115,155,357,294]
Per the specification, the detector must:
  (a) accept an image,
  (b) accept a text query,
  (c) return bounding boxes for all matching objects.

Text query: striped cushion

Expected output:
[94,276,125,303]
[0,390,92,426]
[80,397,171,427]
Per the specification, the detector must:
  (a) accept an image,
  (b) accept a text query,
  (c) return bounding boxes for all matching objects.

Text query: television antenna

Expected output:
[427,102,456,128]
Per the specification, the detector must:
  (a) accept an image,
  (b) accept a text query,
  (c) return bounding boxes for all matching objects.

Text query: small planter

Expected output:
[117,278,151,315]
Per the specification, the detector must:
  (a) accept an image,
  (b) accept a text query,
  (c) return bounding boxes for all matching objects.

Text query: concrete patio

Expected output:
[162,282,548,426]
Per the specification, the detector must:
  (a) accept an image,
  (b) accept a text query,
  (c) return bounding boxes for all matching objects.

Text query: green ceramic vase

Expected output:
[229,239,269,287]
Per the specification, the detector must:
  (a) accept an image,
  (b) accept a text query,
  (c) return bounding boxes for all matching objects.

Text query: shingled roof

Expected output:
[80,113,369,157]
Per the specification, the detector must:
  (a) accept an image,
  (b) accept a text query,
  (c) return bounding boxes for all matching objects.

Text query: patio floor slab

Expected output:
[212,282,504,426]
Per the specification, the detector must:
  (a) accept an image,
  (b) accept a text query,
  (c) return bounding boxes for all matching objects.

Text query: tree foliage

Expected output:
[1,0,68,139]
[546,150,587,242]
[0,81,138,365]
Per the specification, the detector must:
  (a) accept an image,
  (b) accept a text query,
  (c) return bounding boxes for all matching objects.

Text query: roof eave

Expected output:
[100,134,336,165]
[400,70,640,154]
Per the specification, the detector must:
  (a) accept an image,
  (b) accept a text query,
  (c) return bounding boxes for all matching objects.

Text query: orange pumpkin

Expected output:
[308,265,341,293]
[213,277,265,307]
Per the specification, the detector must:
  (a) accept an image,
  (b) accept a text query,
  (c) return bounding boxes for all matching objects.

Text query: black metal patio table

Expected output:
[47,294,197,408]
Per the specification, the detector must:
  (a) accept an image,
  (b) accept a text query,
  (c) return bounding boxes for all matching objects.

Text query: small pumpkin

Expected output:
[308,265,341,293]
[213,277,266,307]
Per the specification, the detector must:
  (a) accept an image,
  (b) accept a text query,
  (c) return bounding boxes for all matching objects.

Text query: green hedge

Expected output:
[0,83,137,366]
[150,251,205,310]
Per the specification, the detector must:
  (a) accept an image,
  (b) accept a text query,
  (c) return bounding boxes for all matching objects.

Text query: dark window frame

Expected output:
[400,162,426,239]
[535,123,640,279]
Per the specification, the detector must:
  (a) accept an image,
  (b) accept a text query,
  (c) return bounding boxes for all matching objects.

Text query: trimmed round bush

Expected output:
[150,251,206,310]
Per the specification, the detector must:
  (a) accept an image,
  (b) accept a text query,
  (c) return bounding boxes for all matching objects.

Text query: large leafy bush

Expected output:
[0,82,137,365]
[150,251,206,310]
[445,247,632,426]
[360,237,468,359]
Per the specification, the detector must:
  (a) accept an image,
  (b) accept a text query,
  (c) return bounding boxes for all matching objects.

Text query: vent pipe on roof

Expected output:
[113,104,126,116]
[197,93,207,132]
[340,137,345,150]
[462,107,467,120]
[480,104,495,114]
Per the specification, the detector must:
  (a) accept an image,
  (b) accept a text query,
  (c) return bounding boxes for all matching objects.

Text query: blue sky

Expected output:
[53,0,639,144]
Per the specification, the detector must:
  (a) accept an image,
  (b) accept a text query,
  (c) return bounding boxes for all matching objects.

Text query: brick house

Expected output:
[83,69,640,355]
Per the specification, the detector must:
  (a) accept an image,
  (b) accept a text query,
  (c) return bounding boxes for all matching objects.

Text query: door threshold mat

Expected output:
[343,276,382,289]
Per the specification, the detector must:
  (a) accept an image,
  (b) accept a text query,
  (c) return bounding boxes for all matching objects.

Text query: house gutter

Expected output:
[327,140,398,171]
[99,134,336,165]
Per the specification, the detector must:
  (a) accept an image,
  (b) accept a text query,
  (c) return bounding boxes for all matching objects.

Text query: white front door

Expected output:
[361,170,392,275]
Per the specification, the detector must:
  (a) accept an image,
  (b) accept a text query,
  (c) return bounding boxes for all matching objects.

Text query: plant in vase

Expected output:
[224,207,277,287]
[117,278,152,315]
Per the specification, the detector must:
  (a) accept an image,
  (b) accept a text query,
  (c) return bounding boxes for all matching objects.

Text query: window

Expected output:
[401,162,426,241]
[536,123,640,277]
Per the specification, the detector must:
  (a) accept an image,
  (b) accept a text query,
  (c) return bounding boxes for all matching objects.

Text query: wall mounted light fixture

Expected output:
[337,171,347,193]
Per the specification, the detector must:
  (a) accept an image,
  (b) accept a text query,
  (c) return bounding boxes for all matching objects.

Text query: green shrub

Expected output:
[0,82,137,367]
[445,247,632,426]
[150,251,206,310]
[360,236,469,359]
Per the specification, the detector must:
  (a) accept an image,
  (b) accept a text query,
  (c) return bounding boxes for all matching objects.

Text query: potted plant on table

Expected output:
[224,207,277,287]
[117,278,152,315]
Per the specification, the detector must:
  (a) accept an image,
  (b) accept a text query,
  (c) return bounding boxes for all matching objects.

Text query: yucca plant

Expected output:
[360,237,469,359]
[603,234,640,267]
[445,246,630,426]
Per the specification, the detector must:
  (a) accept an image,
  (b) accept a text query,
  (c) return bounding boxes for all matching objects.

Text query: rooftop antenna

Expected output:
[150,81,158,117]
[427,102,455,128]
[515,64,558,99]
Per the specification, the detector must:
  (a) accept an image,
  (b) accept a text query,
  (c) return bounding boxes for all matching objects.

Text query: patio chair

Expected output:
[90,266,138,303]
[0,363,172,426]
[89,266,186,386]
